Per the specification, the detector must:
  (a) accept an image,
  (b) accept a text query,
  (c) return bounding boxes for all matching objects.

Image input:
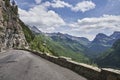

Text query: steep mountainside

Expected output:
[19,20,34,43]
[0,0,33,51]
[96,39,120,68]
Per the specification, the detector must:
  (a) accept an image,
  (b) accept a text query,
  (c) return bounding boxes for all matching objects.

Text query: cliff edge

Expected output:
[0,0,28,51]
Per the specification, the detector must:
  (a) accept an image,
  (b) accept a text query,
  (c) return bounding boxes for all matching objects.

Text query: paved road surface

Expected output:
[0,50,87,80]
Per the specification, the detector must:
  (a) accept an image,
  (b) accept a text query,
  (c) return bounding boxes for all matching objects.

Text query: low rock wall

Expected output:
[21,49,120,80]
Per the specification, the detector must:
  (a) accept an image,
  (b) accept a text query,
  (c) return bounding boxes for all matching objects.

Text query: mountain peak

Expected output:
[92,33,111,45]
[110,31,120,39]
[95,33,108,39]
[30,26,42,34]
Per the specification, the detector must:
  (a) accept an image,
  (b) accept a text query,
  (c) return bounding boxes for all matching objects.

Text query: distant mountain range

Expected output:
[86,31,120,58]
[30,26,120,60]
[46,32,91,46]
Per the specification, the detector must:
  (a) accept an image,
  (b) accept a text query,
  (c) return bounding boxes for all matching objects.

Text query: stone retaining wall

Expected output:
[21,49,120,80]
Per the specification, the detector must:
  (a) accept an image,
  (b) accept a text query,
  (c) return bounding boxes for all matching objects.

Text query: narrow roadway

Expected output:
[0,50,87,80]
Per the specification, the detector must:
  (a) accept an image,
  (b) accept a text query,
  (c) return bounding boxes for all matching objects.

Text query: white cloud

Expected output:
[67,15,120,40]
[71,1,96,12]
[48,0,96,12]
[19,4,65,32]
[49,0,72,8]
[35,0,41,4]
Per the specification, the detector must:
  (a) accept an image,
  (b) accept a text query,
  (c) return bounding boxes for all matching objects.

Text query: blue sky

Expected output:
[14,0,120,40]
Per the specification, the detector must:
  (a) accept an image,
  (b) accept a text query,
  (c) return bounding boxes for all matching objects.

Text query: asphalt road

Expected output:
[0,50,87,80]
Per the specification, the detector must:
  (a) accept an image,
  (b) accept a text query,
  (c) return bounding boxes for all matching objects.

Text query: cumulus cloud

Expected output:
[67,15,120,40]
[71,1,96,12]
[19,4,65,32]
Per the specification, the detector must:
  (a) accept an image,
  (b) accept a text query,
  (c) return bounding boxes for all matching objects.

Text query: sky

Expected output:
[14,0,120,40]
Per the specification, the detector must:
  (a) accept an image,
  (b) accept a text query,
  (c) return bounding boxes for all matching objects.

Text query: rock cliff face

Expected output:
[0,0,27,51]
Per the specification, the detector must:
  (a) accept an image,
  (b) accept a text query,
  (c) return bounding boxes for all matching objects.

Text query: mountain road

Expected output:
[0,50,87,80]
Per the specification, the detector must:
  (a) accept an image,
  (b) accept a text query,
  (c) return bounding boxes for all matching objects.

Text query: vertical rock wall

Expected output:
[0,0,27,51]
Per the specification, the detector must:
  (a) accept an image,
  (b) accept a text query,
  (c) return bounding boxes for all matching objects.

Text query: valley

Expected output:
[29,26,120,68]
